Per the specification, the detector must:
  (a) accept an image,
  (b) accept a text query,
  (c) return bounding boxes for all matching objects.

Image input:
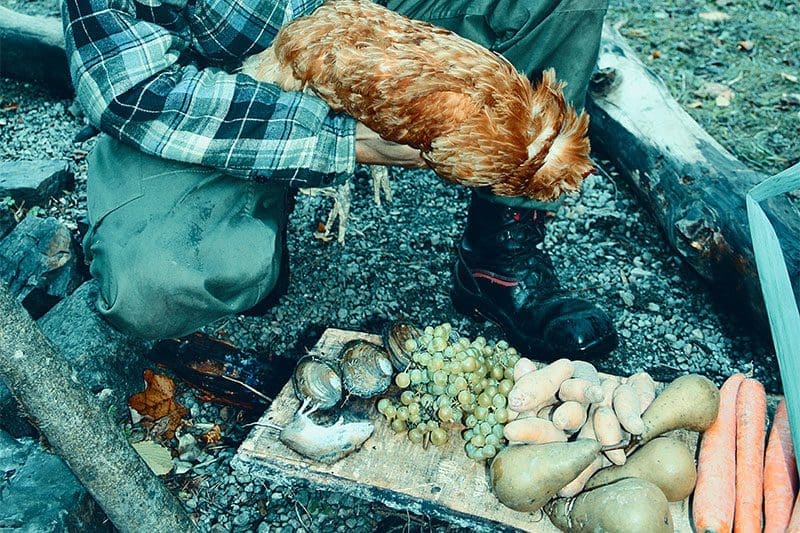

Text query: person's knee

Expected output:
[92,246,281,340]
[93,261,205,340]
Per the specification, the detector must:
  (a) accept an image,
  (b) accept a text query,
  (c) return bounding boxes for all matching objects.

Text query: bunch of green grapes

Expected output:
[376,322,520,462]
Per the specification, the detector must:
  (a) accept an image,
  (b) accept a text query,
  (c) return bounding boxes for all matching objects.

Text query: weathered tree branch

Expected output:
[0,6,72,94]
[0,281,195,533]
[587,23,800,331]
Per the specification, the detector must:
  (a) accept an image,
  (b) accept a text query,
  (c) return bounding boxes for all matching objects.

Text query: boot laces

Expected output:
[504,210,562,295]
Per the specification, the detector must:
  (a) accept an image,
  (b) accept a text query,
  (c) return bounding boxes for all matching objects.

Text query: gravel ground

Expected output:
[0,1,792,531]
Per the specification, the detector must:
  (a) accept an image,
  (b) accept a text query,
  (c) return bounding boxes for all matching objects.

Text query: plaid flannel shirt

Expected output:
[62,0,357,187]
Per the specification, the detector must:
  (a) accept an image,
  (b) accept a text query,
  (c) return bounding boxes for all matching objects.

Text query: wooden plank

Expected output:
[234,328,697,532]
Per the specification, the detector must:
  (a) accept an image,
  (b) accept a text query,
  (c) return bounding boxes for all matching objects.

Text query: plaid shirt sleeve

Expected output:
[62,0,356,187]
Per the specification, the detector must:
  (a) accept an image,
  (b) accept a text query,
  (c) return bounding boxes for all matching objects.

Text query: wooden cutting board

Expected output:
[234,328,697,532]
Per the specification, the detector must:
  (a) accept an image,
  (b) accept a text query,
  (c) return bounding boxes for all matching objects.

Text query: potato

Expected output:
[490,439,601,512]
[584,436,697,501]
[639,374,720,444]
[545,477,674,532]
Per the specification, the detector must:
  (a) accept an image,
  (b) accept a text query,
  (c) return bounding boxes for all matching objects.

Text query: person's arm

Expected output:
[62,0,358,187]
[355,123,424,167]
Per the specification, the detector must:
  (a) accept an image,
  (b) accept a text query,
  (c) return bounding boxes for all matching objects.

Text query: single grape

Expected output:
[482,444,497,459]
[477,392,492,408]
[492,394,507,410]
[396,406,409,421]
[377,398,390,413]
[391,419,407,432]
[470,434,486,448]
[494,407,509,424]
[492,423,505,439]
[438,405,454,422]
[498,379,514,396]
[430,428,448,446]
[395,372,411,388]
[465,414,478,428]
[400,390,415,405]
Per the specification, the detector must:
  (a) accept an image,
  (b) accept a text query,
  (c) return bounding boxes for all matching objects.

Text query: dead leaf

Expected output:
[699,11,730,22]
[197,424,223,446]
[737,40,754,52]
[0,101,19,112]
[132,440,174,476]
[695,81,735,102]
[689,101,703,109]
[781,72,798,83]
[128,370,188,439]
[716,91,733,107]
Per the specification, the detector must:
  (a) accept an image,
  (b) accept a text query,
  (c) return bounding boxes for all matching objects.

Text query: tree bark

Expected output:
[0,6,72,95]
[0,281,195,533]
[586,23,800,332]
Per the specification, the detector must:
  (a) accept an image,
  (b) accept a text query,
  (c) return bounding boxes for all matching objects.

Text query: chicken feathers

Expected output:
[241,0,593,201]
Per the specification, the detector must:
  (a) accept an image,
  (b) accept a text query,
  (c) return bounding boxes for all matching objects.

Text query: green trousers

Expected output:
[85,0,608,339]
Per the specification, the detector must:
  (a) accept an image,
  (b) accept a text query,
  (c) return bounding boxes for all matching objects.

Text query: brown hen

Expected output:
[241,0,593,201]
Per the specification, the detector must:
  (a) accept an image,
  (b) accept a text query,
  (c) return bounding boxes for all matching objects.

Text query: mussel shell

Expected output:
[339,340,394,398]
[292,355,342,409]
[381,320,421,372]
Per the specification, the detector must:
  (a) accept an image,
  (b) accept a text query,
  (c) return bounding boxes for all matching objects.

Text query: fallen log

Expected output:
[0,6,72,94]
[586,23,800,332]
[0,281,195,533]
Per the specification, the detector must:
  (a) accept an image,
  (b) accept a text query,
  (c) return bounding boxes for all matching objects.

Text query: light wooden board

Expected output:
[235,328,697,532]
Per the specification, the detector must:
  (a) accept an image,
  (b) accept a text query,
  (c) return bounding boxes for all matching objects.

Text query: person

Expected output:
[62,0,618,360]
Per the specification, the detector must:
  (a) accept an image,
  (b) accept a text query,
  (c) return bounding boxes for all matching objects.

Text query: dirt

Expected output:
[607,0,799,177]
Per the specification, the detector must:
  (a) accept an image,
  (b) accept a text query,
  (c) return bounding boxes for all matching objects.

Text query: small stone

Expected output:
[0,160,74,206]
[233,511,252,527]
[647,302,661,312]
[0,215,86,318]
[619,290,635,307]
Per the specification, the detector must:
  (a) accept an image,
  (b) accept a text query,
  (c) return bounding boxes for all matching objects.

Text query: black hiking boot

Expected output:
[451,194,618,361]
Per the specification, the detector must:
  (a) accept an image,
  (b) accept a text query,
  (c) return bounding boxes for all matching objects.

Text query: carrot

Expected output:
[558,378,604,404]
[513,357,538,382]
[594,405,627,465]
[598,378,619,408]
[693,373,745,533]
[558,455,604,497]
[571,360,601,384]
[764,399,799,533]
[536,403,557,420]
[613,382,645,435]
[552,400,588,433]
[508,358,574,413]
[734,378,767,533]
[503,416,568,444]
[627,371,657,413]
[789,491,800,532]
